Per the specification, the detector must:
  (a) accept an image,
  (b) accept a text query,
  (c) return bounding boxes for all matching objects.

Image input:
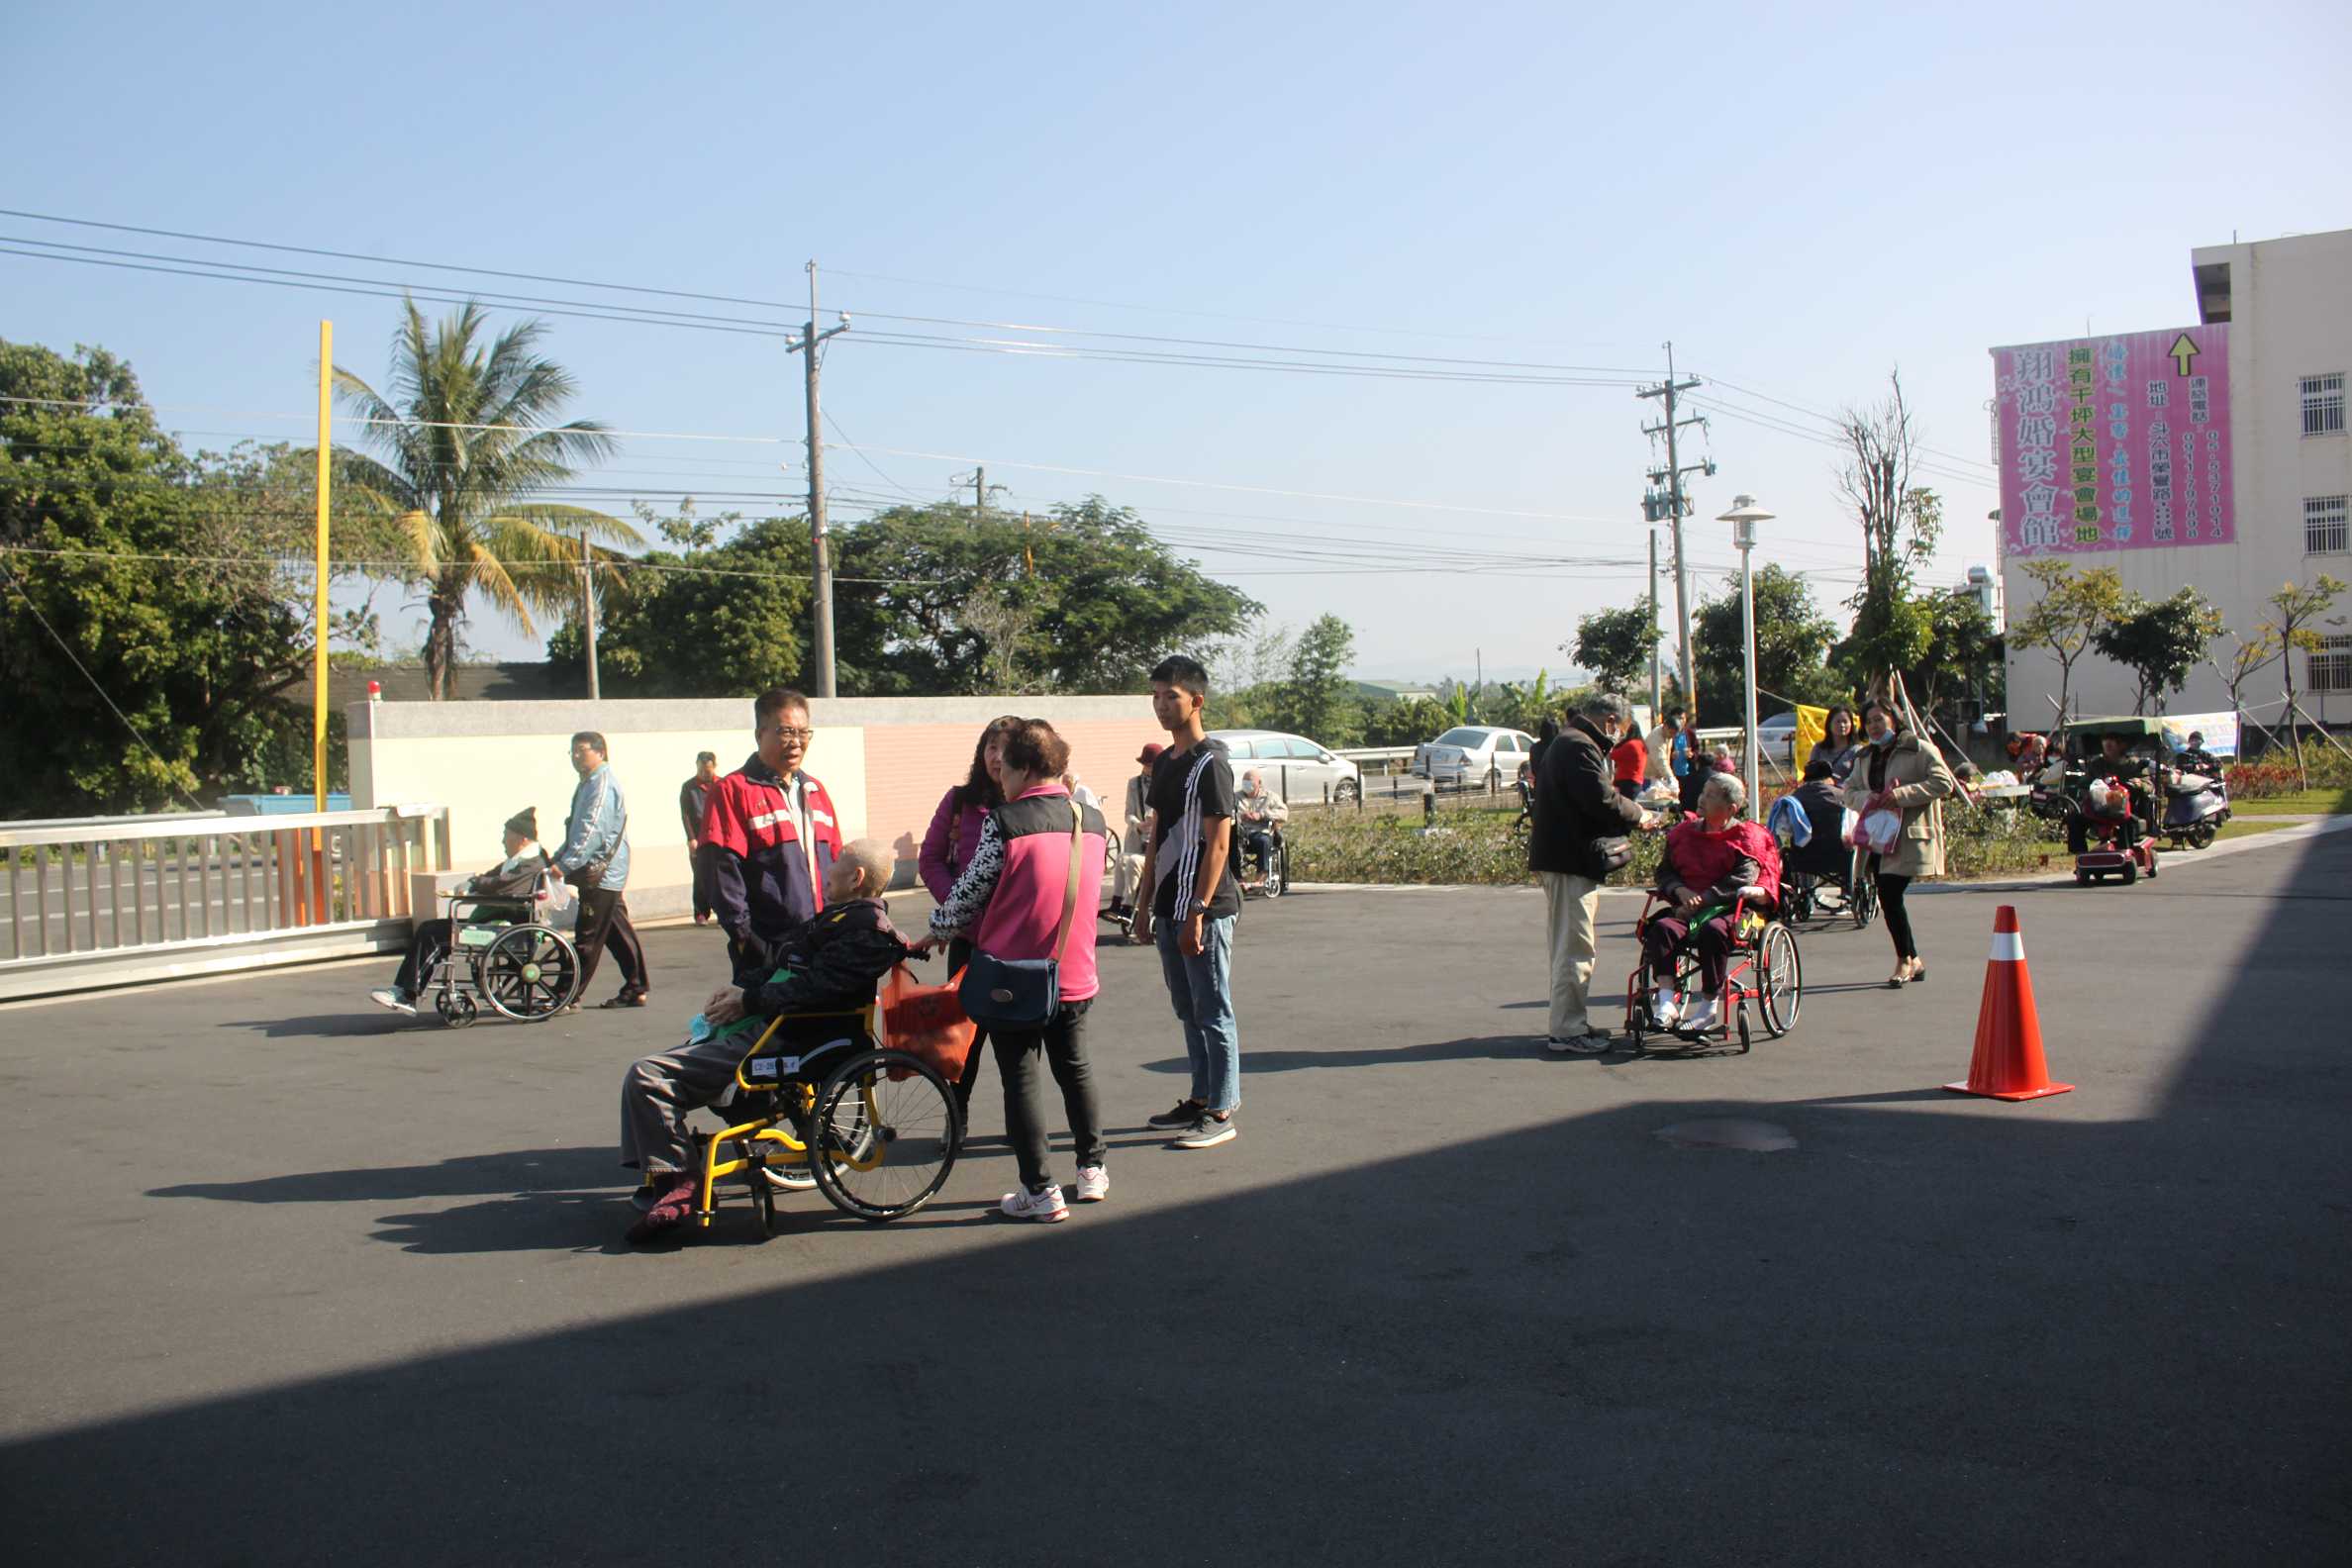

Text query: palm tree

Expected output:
[335,299,640,699]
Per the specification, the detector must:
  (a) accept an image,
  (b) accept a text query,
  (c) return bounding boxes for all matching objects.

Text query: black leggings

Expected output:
[1872,860,1916,961]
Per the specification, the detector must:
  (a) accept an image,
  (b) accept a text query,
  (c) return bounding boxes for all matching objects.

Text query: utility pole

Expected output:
[788,260,851,698]
[973,465,987,517]
[581,526,600,700]
[1636,342,1711,713]
[1647,526,1662,718]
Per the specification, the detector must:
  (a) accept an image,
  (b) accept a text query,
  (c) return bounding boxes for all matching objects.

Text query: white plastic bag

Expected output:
[1847,798,1901,854]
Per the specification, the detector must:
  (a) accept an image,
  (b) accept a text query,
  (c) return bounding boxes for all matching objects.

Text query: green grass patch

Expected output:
[1286,800,2067,887]
[2228,788,2352,817]
[2210,818,2293,840]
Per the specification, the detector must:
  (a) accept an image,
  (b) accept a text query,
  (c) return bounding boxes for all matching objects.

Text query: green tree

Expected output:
[1693,563,1840,720]
[2260,573,2349,784]
[1361,695,1448,747]
[2008,558,2129,725]
[547,514,811,696]
[1572,598,1654,695]
[833,497,1257,695]
[2093,587,2225,714]
[0,341,383,812]
[1269,614,1360,744]
[1908,589,2002,729]
[334,299,639,700]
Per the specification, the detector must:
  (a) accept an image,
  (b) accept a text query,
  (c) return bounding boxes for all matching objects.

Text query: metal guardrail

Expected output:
[0,805,450,1000]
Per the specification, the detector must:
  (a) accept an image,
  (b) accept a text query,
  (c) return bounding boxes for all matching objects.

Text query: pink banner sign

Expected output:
[1990,326,2232,556]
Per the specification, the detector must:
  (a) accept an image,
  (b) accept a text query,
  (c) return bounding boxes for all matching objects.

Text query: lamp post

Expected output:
[1717,494,1775,813]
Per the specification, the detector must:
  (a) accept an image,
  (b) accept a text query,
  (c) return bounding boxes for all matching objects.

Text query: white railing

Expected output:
[0,805,449,999]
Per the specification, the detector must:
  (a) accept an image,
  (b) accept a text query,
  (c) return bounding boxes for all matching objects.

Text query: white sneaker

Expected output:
[1650,985,1680,1028]
[1682,994,1720,1032]
[1073,1165,1110,1203]
[1001,1183,1070,1223]
[369,988,416,1016]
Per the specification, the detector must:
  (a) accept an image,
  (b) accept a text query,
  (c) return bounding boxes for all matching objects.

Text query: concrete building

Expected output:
[1999,226,2352,735]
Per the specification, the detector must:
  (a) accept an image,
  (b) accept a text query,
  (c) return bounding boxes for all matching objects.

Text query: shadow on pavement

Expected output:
[148,1146,613,1205]
[9,835,2348,1565]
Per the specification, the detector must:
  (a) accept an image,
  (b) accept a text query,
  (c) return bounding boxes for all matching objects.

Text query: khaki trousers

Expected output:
[1540,870,1602,1039]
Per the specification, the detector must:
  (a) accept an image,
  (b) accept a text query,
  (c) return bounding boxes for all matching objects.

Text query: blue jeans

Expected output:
[1155,913,1240,1113]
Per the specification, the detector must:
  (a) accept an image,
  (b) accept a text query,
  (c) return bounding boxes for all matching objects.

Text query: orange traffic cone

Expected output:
[1944,905,2073,1101]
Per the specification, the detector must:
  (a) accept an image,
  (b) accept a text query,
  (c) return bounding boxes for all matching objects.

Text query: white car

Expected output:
[1757,711,1801,766]
[1207,731,1363,805]
[1413,726,1538,792]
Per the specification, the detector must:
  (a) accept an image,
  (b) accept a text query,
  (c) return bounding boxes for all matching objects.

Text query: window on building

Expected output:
[2304,373,2348,437]
[2309,635,2352,695]
[2307,495,2351,554]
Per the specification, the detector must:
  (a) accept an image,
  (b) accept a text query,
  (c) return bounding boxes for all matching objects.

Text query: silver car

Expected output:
[1413,726,1538,791]
[1207,731,1363,805]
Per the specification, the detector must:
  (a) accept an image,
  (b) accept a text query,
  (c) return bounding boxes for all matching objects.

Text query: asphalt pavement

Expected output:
[2,829,2347,1565]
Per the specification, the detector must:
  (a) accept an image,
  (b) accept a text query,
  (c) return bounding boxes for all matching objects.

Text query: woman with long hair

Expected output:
[1814,704,1863,785]
[919,714,1023,1117]
[1842,699,1956,988]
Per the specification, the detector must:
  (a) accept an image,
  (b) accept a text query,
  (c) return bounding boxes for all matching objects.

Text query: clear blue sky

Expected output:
[8,0,2346,684]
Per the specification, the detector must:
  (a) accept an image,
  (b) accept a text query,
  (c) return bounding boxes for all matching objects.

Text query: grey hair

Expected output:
[1700,771,1747,814]
[1572,690,1629,725]
[836,836,894,893]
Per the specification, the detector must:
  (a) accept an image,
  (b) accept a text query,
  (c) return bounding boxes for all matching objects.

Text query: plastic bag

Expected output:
[1846,795,1901,854]
[881,962,978,1082]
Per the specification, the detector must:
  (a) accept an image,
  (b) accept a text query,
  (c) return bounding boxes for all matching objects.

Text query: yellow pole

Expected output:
[313,321,332,811]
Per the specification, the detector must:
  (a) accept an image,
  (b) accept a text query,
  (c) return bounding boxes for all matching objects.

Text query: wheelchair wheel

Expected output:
[1849,872,1878,931]
[809,1050,959,1222]
[435,988,477,1029]
[480,925,582,1022]
[1261,839,1288,899]
[1757,924,1802,1036]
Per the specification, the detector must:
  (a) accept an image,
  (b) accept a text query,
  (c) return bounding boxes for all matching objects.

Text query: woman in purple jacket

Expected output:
[929,719,1109,1223]
[919,715,1021,1118]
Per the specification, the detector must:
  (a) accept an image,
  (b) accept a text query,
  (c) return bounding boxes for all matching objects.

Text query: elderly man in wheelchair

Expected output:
[1626,772,1800,1048]
[370,807,560,1020]
[620,838,947,1244]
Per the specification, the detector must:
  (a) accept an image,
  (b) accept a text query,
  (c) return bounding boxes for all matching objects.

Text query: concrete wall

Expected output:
[2003,228,2352,728]
[349,695,1162,919]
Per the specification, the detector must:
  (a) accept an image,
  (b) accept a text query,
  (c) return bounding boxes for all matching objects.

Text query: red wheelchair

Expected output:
[1622,885,1802,1054]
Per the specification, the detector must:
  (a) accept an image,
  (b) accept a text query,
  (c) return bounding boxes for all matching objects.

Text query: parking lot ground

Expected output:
[3,827,2348,1565]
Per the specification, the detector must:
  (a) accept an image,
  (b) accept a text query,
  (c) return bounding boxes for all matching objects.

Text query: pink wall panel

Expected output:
[858,716,1164,887]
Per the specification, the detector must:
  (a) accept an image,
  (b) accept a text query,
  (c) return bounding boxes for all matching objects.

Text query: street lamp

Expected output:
[1716,494,1775,813]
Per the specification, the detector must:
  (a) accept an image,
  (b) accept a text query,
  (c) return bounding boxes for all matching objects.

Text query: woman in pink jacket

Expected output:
[928,719,1109,1224]
[919,714,1021,1117]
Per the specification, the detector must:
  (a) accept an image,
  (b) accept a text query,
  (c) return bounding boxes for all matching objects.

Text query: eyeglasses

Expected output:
[765,726,815,742]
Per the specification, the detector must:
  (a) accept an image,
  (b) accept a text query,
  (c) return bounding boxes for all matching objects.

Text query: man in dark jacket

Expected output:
[1528,691,1652,1053]
[620,837,916,1243]
[679,750,719,926]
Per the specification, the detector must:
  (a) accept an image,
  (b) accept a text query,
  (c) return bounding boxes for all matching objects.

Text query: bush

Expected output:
[1286,798,2062,887]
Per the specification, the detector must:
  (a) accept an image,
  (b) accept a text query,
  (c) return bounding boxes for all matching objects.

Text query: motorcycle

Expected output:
[2159,761,2231,850]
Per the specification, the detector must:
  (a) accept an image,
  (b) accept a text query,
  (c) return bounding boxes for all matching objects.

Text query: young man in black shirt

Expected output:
[1131,654,1243,1149]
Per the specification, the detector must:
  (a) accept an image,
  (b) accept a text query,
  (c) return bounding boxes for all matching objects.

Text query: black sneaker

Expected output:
[1147,1099,1206,1128]
[1170,1113,1237,1150]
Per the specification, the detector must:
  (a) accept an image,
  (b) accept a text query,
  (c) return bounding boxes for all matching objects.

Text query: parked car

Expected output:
[1757,710,1801,766]
[1413,726,1537,791]
[1206,731,1363,805]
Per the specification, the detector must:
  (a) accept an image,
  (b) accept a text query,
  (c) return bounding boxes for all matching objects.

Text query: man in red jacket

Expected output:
[698,686,843,970]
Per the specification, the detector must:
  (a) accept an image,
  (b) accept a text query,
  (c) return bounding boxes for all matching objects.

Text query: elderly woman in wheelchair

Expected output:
[620,838,957,1244]
[1625,773,1801,1050]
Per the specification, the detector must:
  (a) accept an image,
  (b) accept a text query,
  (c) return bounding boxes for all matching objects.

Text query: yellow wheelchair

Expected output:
[685,1003,962,1232]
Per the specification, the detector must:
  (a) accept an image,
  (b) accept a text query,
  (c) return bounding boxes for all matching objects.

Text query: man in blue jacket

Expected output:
[551,731,648,1009]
